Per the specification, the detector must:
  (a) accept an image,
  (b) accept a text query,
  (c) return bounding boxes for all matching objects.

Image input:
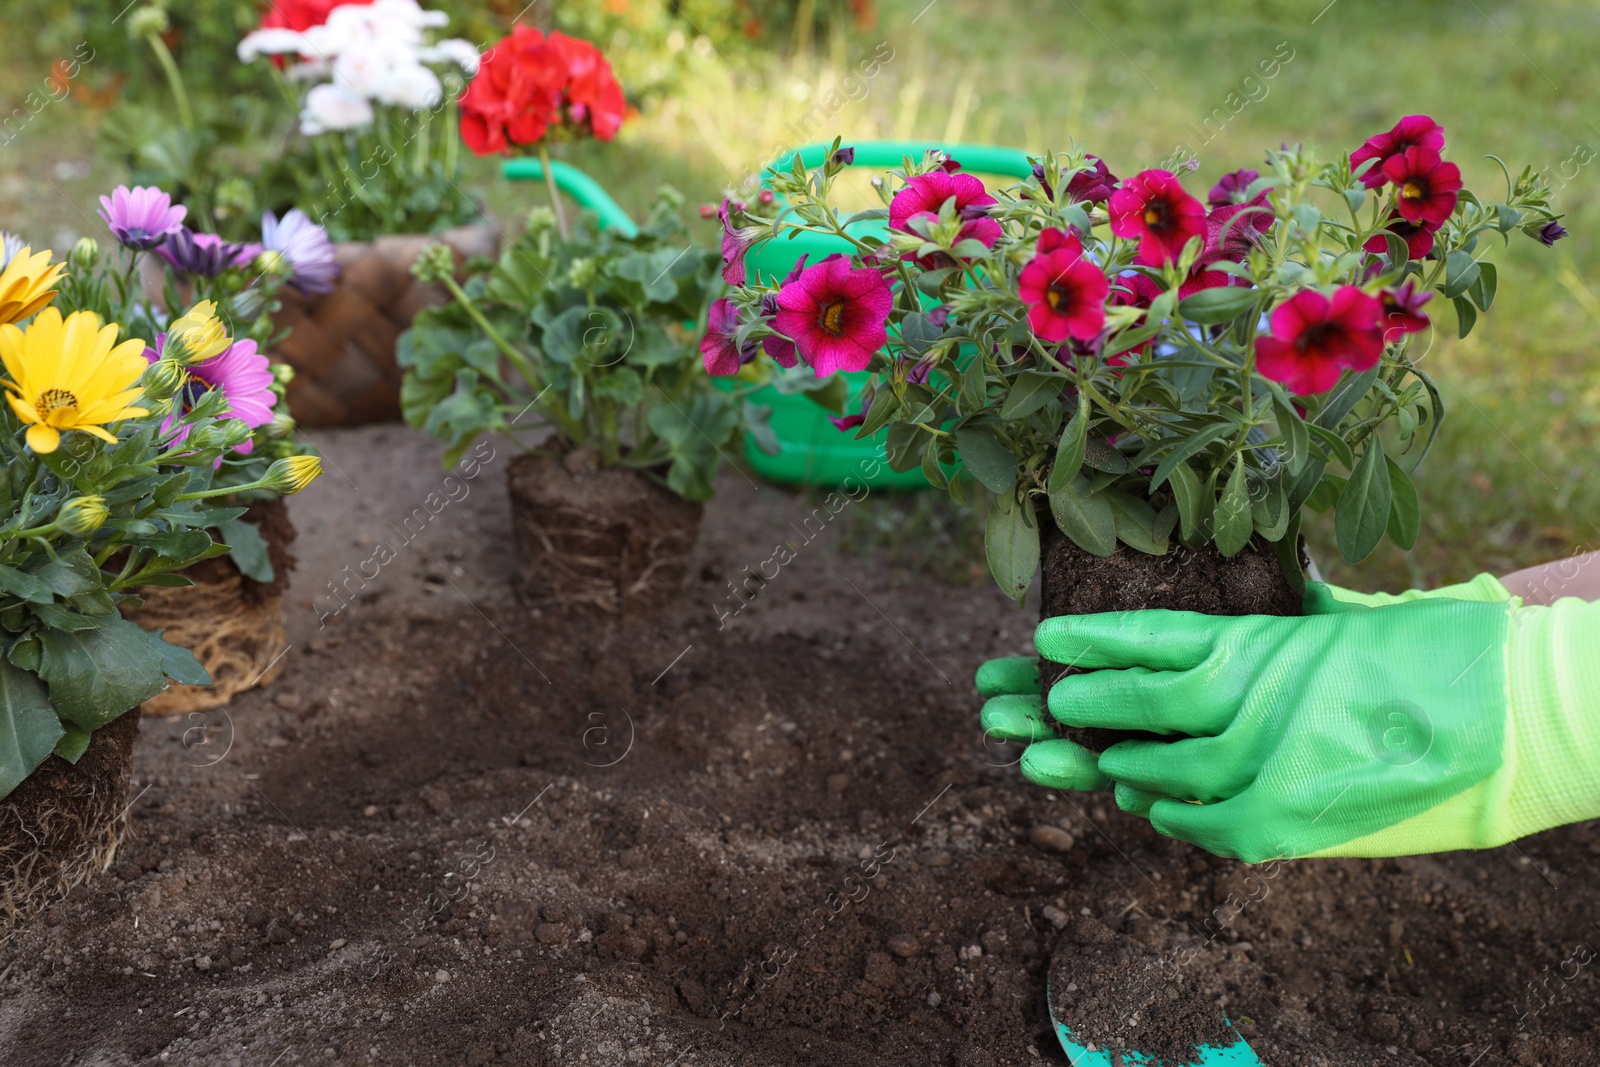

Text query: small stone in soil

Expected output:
[1028,825,1076,853]
[887,935,920,958]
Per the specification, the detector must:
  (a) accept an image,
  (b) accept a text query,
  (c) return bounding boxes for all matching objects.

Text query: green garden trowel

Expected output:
[1048,978,1263,1065]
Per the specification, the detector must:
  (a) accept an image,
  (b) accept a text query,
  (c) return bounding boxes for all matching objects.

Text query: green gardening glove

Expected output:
[978,574,1514,794]
[1043,583,1600,861]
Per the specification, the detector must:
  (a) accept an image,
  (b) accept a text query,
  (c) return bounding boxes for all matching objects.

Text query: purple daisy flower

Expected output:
[151,336,277,456]
[97,185,188,252]
[260,209,340,296]
[156,229,262,278]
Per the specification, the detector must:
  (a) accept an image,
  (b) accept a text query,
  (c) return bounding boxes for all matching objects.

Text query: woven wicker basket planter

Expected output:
[0,707,139,931]
[124,499,298,716]
[273,222,500,427]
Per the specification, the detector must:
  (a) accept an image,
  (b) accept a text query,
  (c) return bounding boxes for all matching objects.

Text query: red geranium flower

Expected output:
[700,298,759,376]
[773,254,892,376]
[1363,210,1441,261]
[1109,169,1207,267]
[889,168,1001,268]
[1350,115,1445,189]
[1017,228,1109,344]
[458,28,625,156]
[258,0,371,32]
[1382,147,1461,227]
[1254,287,1385,395]
[1379,280,1431,340]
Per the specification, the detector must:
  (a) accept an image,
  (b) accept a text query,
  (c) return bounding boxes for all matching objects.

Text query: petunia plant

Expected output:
[705,121,1563,599]
[34,182,330,581]
[399,191,758,502]
[0,248,322,800]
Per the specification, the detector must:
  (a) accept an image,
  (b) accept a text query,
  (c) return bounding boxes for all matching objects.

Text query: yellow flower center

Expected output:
[1401,181,1423,200]
[820,301,846,335]
[37,387,79,416]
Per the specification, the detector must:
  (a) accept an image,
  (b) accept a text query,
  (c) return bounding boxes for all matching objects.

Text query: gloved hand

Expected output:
[977,574,1514,794]
[1040,577,1600,861]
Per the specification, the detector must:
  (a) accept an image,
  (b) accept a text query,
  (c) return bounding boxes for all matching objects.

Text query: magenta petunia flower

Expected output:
[699,298,758,376]
[773,254,892,376]
[261,209,339,295]
[156,229,262,277]
[719,199,762,286]
[1254,286,1384,395]
[1207,168,1259,208]
[1379,280,1431,340]
[1350,114,1445,189]
[97,185,187,251]
[151,336,277,454]
[1064,155,1118,206]
[1149,190,1273,298]
[889,169,1001,268]
[1363,211,1441,261]
[1107,272,1164,362]
[1108,169,1207,267]
[829,410,865,432]
[1017,228,1109,344]
[1382,147,1462,227]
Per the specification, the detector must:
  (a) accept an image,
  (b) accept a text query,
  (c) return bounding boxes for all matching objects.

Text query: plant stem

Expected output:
[145,32,195,132]
[538,143,569,240]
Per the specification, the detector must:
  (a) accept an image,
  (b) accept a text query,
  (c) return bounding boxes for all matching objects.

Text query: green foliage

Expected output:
[398,191,747,501]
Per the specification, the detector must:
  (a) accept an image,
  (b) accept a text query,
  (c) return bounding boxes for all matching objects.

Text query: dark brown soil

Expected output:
[1038,525,1303,752]
[0,707,139,930]
[507,446,703,615]
[1,427,1597,1067]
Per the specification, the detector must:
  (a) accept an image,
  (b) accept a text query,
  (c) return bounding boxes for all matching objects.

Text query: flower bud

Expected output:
[141,357,187,402]
[128,5,170,38]
[262,455,322,495]
[219,418,254,449]
[57,496,109,537]
[526,206,559,234]
[566,256,599,290]
[410,243,456,285]
[70,236,99,271]
[272,361,296,385]
[166,301,230,364]
[253,248,289,280]
[264,412,296,440]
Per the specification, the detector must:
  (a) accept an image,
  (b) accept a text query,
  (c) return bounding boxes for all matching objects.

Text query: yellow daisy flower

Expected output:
[165,300,230,364]
[0,246,67,326]
[0,308,149,453]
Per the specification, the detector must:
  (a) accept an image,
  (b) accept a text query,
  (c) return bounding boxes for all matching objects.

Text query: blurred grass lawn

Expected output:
[3,0,1596,593]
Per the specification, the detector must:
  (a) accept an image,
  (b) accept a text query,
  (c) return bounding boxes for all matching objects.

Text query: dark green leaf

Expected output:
[985,493,1040,603]
[953,426,1018,494]
[1149,423,1231,491]
[1453,294,1478,338]
[1213,461,1253,558]
[1083,438,1131,474]
[0,659,64,801]
[1442,250,1481,299]
[52,722,90,765]
[219,518,274,583]
[1469,261,1497,312]
[1047,395,1089,494]
[32,550,102,599]
[0,565,55,605]
[884,423,924,473]
[1250,471,1289,541]
[1000,370,1065,421]
[1106,491,1168,555]
[1413,367,1445,463]
[921,435,949,490]
[37,617,170,731]
[1269,387,1310,473]
[1335,439,1391,562]
[899,311,945,355]
[1048,474,1116,558]
[1314,366,1380,430]
[1276,512,1307,600]
[1178,286,1259,325]
[1168,463,1211,545]
[1385,457,1420,550]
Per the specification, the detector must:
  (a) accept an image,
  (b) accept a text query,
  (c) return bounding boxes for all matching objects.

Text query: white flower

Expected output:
[300,83,374,135]
[419,38,480,75]
[384,65,444,110]
[238,28,312,63]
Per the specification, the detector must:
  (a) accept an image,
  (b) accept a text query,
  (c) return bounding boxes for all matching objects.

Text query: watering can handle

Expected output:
[501,159,640,237]
[767,141,1037,182]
